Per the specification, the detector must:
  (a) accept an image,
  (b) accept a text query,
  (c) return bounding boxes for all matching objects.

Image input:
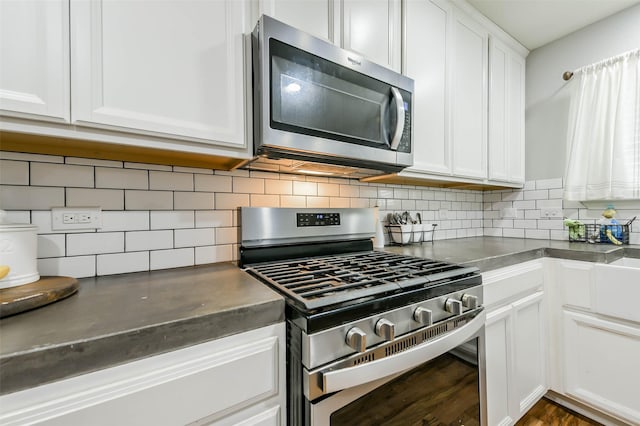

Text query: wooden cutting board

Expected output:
[0,276,79,318]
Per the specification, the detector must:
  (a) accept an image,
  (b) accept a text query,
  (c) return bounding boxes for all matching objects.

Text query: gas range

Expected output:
[239,207,484,424]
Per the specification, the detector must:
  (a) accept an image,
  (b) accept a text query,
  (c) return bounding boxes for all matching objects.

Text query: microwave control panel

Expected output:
[297,213,341,227]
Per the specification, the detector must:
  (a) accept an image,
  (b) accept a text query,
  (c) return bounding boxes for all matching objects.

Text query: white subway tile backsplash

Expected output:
[318,183,340,197]
[31,163,93,188]
[195,245,233,264]
[0,160,29,185]
[150,211,194,230]
[126,230,173,251]
[4,210,30,223]
[150,171,193,191]
[234,177,265,194]
[215,227,237,245]
[38,234,65,258]
[281,195,306,207]
[1,152,63,163]
[96,167,148,189]
[358,187,378,198]
[523,190,549,200]
[525,229,550,239]
[250,194,280,207]
[350,198,369,208]
[195,210,233,228]
[265,179,292,195]
[307,197,330,208]
[150,248,194,270]
[38,255,96,278]
[174,192,215,210]
[215,193,250,209]
[97,251,149,275]
[5,152,582,277]
[124,162,171,171]
[329,197,349,208]
[67,232,124,256]
[66,157,122,168]
[101,211,149,232]
[125,190,173,210]
[66,188,124,210]
[293,181,317,196]
[175,228,215,248]
[0,185,64,210]
[173,166,213,174]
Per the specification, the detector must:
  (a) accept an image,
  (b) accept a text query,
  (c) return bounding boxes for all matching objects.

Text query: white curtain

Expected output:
[564,48,640,201]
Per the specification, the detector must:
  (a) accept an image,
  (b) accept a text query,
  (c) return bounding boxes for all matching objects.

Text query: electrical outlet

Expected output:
[540,208,563,218]
[52,207,102,230]
[439,209,448,219]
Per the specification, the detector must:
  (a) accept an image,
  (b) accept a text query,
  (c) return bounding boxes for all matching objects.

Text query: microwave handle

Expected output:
[390,87,406,151]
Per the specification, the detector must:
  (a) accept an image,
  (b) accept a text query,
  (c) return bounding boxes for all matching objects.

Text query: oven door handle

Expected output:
[305,310,485,400]
[389,87,405,151]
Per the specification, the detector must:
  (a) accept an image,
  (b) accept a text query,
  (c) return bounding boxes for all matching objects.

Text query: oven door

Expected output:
[307,312,487,425]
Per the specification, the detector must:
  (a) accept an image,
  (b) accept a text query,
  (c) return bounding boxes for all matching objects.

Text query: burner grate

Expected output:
[245,251,478,310]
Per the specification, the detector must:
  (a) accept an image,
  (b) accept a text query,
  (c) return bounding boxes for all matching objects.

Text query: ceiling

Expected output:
[466,0,640,50]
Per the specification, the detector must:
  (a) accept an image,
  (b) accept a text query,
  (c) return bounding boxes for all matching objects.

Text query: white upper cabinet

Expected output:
[256,0,401,71]
[70,0,248,148]
[0,0,70,122]
[255,0,339,43]
[403,0,452,175]
[489,37,525,184]
[450,9,488,180]
[342,0,401,72]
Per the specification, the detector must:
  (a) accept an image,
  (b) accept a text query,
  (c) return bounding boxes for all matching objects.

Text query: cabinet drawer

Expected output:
[482,260,543,308]
[0,324,284,426]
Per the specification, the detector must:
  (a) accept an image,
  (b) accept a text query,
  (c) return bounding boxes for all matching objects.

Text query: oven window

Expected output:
[330,338,480,426]
[269,39,401,148]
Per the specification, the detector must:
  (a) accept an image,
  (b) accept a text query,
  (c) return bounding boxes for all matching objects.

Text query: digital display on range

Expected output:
[297,213,340,227]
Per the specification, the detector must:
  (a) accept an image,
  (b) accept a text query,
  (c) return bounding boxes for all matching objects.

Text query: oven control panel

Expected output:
[297,212,340,227]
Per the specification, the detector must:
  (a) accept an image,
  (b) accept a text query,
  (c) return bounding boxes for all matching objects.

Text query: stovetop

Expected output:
[244,250,480,318]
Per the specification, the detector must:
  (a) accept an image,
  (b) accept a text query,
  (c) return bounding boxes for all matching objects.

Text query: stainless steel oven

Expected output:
[240,207,487,425]
[248,15,414,178]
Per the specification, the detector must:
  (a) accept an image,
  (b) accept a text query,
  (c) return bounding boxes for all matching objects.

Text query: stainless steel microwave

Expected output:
[247,15,414,178]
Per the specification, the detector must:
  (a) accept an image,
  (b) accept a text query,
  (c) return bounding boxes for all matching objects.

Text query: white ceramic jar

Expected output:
[0,210,40,289]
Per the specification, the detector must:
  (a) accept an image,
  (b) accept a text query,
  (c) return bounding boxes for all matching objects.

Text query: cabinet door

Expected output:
[512,291,546,417]
[257,0,338,43]
[485,305,515,426]
[0,0,69,122]
[342,0,401,72]
[402,0,452,175]
[488,37,525,184]
[451,10,488,179]
[70,0,248,147]
[563,311,640,424]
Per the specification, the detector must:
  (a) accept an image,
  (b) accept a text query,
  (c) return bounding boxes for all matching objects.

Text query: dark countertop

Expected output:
[1,237,638,397]
[0,263,284,396]
[384,237,639,271]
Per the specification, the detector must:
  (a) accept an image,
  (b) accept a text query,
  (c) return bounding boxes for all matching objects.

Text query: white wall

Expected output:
[525,4,640,180]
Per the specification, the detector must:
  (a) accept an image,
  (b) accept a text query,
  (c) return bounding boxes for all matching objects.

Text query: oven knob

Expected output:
[413,307,433,325]
[461,294,478,309]
[345,327,367,353]
[445,298,462,315]
[375,319,395,341]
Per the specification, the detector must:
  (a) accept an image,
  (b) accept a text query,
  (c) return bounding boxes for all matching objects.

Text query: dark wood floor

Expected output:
[516,398,602,426]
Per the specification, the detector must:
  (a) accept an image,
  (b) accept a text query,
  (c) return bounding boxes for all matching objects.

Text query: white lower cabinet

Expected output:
[483,260,547,426]
[547,259,640,425]
[562,311,640,424]
[0,323,286,426]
